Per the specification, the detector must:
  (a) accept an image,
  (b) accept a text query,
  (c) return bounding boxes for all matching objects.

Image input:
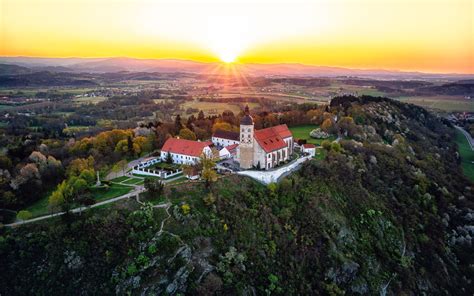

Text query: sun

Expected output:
[219,51,237,63]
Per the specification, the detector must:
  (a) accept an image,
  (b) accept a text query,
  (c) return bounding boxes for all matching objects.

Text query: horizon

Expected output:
[1,55,473,76]
[1,0,473,74]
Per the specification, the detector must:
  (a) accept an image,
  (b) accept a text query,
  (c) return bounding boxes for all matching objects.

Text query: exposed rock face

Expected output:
[310,128,330,139]
[116,234,215,295]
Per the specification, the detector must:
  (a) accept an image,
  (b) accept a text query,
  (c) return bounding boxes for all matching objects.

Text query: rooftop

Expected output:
[213,129,239,141]
[254,124,291,153]
[161,138,212,157]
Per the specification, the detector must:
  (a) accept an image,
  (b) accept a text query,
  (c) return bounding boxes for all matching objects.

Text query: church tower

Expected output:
[239,105,254,169]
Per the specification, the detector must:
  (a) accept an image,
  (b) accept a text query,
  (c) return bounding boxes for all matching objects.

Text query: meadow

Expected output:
[289,124,337,145]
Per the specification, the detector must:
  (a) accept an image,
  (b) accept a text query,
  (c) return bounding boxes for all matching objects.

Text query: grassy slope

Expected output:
[289,124,337,145]
[455,129,474,181]
[24,183,134,218]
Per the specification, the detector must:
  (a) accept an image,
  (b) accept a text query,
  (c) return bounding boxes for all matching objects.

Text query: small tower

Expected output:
[239,105,254,169]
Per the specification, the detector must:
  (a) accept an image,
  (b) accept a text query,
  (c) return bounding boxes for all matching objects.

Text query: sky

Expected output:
[1,0,473,73]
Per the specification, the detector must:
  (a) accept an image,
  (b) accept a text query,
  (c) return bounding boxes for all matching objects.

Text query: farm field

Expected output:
[181,100,258,115]
[73,95,108,105]
[396,96,473,112]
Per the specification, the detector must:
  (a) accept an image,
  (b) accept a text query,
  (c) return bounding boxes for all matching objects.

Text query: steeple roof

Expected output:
[240,104,254,125]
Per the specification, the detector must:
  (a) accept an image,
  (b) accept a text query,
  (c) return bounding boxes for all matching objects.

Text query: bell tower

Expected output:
[239,105,254,169]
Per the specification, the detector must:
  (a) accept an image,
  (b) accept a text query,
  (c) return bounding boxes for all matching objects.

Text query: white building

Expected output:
[212,129,240,147]
[219,143,239,160]
[160,138,213,165]
[302,143,316,157]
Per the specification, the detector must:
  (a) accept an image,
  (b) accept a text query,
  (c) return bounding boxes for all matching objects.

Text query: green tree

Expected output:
[165,152,173,164]
[112,159,128,176]
[321,140,331,151]
[144,178,164,199]
[16,210,32,222]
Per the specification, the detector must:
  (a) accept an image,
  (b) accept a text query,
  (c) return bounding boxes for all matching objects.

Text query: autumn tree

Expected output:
[67,156,94,177]
[212,121,236,133]
[321,118,334,133]
[179,128,197,141]
[200,153,217,188]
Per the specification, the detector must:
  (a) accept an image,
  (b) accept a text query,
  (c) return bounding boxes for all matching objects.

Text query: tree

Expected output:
[115,139,129,154]
[49,187,65,209]
[330,142,342,153]
[67,156,94,177]
[197,110,205,121]
[321,140,331,151]
[212,121,235,133]
[165,151,173,164]
[336,116,356,136]
[16,210,32,222]
[181,164,195,178]
[174,115,183,133]
[179,128,197,141]
[321,118,333,133]
[29,151,47,164]
[133,136,147,156]
[112,159,128,175]
[144,178,164,198]
[127,136,133,155]
[200,153,217,188]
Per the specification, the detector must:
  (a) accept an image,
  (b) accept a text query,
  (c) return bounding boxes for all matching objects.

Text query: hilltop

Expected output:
[0,96,472,295]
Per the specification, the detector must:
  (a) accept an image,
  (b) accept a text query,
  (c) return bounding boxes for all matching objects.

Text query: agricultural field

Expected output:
[396,96,473,112]
[73,95,108,105]
[181,99,256,115]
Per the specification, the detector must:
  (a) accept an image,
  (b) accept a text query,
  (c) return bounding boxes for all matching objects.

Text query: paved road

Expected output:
[455,125,474,151]
[5,187,146,227]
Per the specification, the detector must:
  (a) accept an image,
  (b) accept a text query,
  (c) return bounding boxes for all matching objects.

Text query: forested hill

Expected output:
[1,96,472,295]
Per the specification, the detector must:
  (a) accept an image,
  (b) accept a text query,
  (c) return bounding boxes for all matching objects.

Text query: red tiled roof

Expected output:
[270,124,292,138]
[225,143,239,153]
[212,129,239,141]
[254,124,292,153]
[302,143,315,149]
[161,138,212,157]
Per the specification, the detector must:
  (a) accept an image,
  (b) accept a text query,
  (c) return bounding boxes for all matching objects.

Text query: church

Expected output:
[236,106,294,170]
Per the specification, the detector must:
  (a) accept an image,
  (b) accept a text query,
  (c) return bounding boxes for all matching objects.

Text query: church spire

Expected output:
[240,104,254,125]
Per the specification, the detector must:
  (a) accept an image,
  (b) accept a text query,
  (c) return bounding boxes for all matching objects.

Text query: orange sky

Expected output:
[1,0,473,73]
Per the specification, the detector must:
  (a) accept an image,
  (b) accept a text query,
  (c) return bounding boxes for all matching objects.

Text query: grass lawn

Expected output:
[90,184,134,202]
[133,173,162,180]
[122,177,143,185]
[455,129,474,182]
[25,189,54,218]
[111,176,129,182]
[289,125,337,145]
[166,176,188,185]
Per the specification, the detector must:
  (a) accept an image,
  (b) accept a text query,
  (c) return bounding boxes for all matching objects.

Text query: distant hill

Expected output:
[0,64,32,76]
[0,56,473,80]
[0,71,98,87]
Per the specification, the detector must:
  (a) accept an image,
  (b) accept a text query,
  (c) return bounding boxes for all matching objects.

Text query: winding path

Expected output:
[5,187,146,227]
